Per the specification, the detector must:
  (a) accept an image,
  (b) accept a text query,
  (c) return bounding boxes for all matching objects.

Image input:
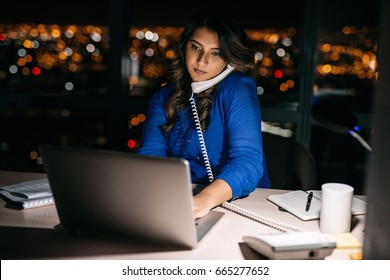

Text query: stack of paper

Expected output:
[0,178,54,209]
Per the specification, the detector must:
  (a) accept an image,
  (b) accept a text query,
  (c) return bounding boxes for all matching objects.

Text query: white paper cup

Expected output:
[319,183,354,233]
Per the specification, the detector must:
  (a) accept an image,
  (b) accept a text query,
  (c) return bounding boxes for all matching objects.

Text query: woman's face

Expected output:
[185,27,227,82]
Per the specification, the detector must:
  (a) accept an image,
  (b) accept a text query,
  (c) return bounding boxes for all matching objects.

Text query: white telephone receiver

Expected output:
[191,64,234,94]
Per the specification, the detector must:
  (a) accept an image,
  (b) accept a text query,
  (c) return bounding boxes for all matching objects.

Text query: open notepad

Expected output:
[267,190,367,221]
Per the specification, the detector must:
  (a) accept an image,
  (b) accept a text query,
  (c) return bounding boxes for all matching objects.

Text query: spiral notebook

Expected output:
[221,201,304,232]
[267,190,367,221]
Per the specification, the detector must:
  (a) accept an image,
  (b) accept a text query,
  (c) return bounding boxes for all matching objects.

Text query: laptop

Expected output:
[39,144,224,249]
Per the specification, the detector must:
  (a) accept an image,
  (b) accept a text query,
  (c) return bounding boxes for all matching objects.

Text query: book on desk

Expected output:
[0,178,54,209]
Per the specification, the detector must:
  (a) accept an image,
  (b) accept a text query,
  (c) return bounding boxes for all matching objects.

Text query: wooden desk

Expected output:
[0,171,365,260]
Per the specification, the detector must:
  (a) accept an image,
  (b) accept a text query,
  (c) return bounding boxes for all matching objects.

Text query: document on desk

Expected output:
[0,178,54,209]
[267,190,366,221]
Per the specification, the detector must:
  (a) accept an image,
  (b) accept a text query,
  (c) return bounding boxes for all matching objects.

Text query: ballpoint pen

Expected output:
[305,191,313,212]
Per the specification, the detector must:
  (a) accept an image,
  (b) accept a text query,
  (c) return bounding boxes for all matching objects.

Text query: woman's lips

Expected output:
[194,68,206,74]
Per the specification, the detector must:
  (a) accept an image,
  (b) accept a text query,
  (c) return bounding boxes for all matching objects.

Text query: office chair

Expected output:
[262,131,318,191]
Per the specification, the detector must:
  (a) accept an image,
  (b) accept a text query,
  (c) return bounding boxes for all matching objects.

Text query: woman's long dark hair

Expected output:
[163,15,255,132]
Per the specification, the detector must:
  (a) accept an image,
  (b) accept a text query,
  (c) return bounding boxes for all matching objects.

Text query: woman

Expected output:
[137,15,270,219]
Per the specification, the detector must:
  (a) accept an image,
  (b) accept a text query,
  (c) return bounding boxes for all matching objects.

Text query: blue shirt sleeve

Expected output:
[209,73,269,199]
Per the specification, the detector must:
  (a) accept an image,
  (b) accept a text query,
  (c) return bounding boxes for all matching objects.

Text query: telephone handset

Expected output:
[191,64,234,94]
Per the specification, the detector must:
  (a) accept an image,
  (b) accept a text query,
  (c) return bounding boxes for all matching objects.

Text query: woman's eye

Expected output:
[191,44,200,50]
[211,52,221,57]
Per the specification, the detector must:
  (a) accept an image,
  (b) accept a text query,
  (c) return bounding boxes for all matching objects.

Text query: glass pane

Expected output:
[0,23,110,95]
[314,26,378,114]
[311,0,380,194]
[0,2,110,172]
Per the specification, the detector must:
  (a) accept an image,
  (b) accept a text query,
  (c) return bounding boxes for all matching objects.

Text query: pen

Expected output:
[305,191,313,212]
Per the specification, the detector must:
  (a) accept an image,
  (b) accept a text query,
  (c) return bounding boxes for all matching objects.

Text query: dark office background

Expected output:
[0,0,381,194]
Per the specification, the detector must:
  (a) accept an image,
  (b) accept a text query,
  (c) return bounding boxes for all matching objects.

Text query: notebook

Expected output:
[267,190,366,221]
[39,144,224,249]
[0,178,54,209]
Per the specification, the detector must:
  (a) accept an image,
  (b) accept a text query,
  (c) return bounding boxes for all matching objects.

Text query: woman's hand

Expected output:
[192,179,232,219]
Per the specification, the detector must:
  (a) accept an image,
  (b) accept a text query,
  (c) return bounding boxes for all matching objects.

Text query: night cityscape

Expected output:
[0,0,380,194]
[2,0,390,264]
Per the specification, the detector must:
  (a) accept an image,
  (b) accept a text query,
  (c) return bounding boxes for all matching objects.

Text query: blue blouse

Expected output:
[137,72,270,199]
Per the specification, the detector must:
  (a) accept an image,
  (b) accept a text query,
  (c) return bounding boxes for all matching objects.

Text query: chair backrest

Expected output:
[262,132,318,191]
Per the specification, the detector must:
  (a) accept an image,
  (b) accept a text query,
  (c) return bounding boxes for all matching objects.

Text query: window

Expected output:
[0,0,381,194]
[310,0,380,194]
